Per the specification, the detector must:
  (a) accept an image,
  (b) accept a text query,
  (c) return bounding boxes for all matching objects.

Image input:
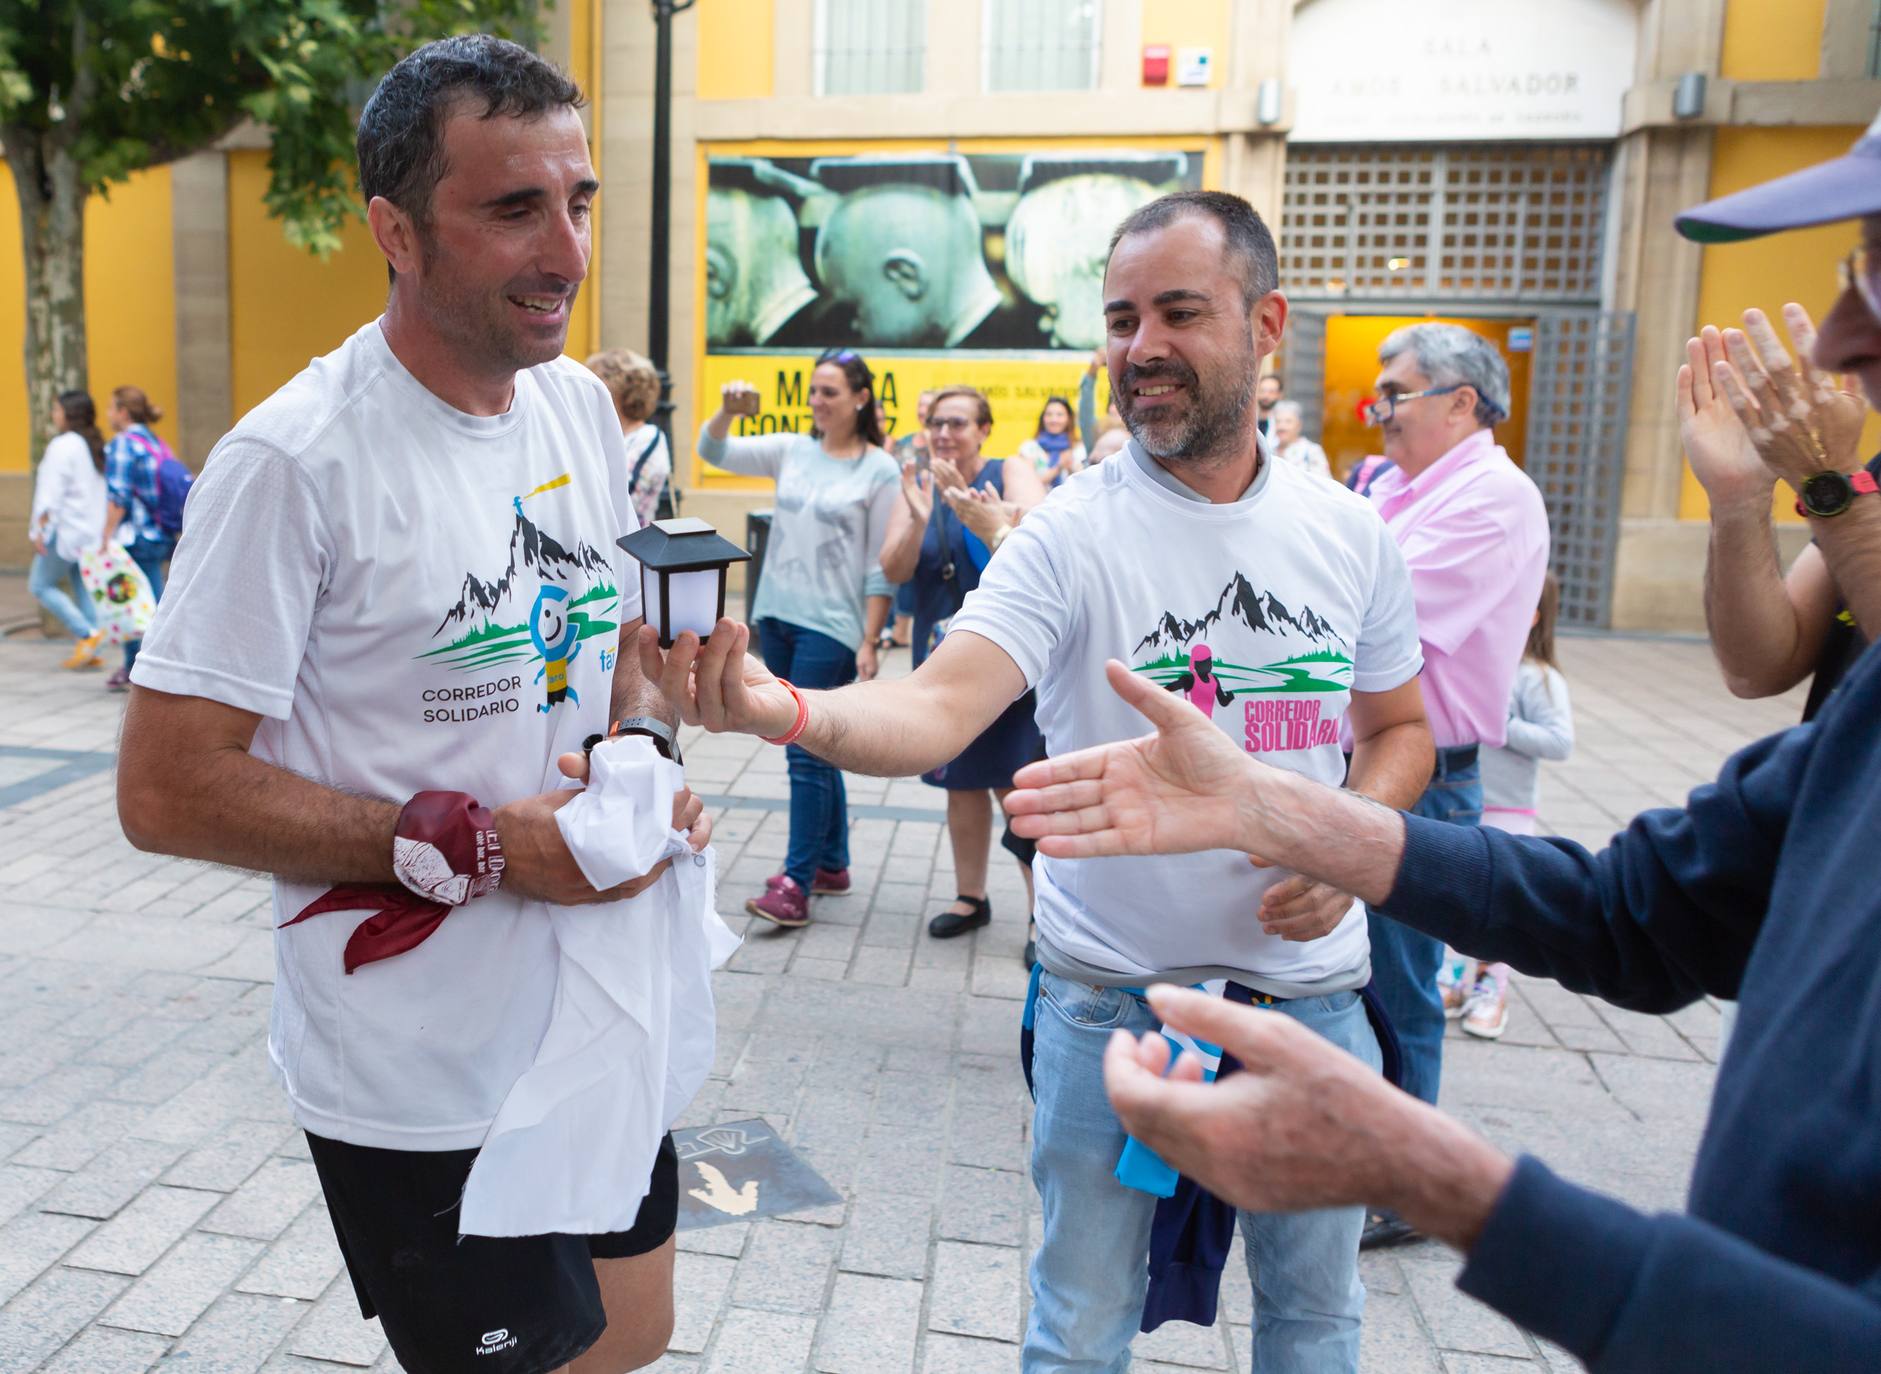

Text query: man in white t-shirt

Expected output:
[638,192,1435,1373]
[115,36,702,1374]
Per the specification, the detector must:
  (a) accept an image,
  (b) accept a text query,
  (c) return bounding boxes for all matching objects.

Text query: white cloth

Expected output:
[31,431,107,562]
[133,318,648,1149]
[947,445,1423,987]
[460,737,740,1238]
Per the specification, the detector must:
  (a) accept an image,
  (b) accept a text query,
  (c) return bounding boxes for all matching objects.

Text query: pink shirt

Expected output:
[1368,429,1550,750]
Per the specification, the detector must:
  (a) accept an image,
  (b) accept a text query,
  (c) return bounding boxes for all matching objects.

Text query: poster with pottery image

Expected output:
[705,148,1204,355]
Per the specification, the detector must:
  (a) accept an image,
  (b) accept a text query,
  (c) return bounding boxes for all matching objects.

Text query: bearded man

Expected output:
[631,190,1436,1374]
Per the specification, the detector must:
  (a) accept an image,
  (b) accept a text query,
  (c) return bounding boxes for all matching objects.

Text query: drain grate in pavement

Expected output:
[672,1118,841,1230]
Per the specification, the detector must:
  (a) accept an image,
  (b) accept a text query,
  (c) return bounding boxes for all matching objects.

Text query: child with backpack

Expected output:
[102,386,192,691]
[1440,571,1575,1039]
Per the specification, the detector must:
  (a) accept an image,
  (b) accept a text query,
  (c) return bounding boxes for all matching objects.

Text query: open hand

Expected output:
[900,461,934,522]
[1678,327,1773,512]
[636,620,799,740]
[1713,305,1867,489]
[1006,660,1266,859]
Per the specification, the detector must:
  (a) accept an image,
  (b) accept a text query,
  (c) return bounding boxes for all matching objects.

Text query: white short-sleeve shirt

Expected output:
[948,443,1422,988]
[133,320,643,1149]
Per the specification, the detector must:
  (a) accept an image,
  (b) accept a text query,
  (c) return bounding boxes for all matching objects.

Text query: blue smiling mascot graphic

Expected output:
[529,583,582,712]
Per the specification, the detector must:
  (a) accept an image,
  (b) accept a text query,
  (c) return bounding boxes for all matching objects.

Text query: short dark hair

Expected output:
[1107,190,1279,310]
[356,35,584,250]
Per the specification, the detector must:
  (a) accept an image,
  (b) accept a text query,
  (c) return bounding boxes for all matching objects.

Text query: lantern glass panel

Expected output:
[666,567,723,642]
[641,562,661,637]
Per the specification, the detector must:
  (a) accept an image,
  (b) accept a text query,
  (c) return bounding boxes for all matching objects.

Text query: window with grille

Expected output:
[1280,146,1611,304]
[816,0,926,96]
[983,0,1100,91]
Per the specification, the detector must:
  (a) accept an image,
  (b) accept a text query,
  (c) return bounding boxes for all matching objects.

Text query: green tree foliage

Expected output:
[0,0,540,464]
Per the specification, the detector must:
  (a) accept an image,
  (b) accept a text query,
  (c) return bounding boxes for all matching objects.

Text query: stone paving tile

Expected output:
[165,1292,312,1374]
[702,1308,817,1374]
[0,1165,60,1228]
[0,1265,130,1374]
[235,1204,346,1302]
[730,1220,840,1315]
[813,1272,923,1373]
[1401,1257,1532,1359]
[164,1121,296,1194]
[287,1281,388,1367]
[101,1231,266,1337]
[33,1325,170,1374]
[64,1185,219,1276]
[200,1158,323,1242]
[1130,1318,1231,1369]
[919,1332,1022,1373]
[670,1252,737,1355]
[927,1241,1023,1342]
[0,1210,96,1307]
[38,1137,188,1221]
[937,1166,1025,1248]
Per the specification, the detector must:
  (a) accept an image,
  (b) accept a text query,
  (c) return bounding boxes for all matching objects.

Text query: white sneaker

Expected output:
[1461,983,1509,1040]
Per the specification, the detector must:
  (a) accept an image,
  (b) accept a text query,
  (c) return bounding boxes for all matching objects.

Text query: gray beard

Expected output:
[1125,362,1258,464]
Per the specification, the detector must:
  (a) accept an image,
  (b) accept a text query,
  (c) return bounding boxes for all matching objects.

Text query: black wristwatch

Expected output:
[1796,468,1880,518]
[613,715,683,766]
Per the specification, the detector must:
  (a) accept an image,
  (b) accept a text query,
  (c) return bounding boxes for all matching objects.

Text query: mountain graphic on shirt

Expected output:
[417,495,619,673]
[433,503,613,639]
[1133,573,1350,658]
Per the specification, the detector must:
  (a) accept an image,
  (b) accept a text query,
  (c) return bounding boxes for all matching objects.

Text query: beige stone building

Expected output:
[4,0,1875,630]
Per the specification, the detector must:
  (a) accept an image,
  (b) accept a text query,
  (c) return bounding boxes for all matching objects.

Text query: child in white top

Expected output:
[1443,572,1574,1039]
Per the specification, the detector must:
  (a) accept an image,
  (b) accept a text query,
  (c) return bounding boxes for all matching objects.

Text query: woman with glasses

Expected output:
[880,386,1048,951]
[699,349,900,928]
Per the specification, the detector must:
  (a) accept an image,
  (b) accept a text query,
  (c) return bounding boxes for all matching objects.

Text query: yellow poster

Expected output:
[694,353,1114,488]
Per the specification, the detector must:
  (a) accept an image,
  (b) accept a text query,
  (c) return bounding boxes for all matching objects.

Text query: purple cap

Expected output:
[1676,111,1881,243]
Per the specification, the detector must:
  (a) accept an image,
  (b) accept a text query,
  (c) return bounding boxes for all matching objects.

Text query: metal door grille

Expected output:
[1280,146,1611,304]
[1279,310,1327,442]
[1525,310,1635,628]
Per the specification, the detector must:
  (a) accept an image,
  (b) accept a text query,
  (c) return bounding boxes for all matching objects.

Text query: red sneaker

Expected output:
[747,876,809,928]
[811,867,851,895]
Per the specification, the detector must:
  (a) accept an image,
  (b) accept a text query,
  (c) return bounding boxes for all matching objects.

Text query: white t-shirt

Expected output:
[948,443,1423,990]
[132,320,642,1150]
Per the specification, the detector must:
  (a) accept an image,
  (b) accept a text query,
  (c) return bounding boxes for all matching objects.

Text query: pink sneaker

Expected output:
[811,867,851,895]
[765,868,851,895]
[747,876,809,928]
[1461,982,1509,1040]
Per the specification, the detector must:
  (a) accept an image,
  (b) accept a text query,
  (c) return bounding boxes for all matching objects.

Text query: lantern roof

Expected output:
[618,517,753,572]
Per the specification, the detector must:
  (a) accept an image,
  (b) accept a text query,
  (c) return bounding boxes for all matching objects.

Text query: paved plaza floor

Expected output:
[0,608,1806,1373]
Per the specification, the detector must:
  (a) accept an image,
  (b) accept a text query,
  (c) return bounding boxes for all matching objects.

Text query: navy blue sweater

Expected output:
[1380,641,1881,1372]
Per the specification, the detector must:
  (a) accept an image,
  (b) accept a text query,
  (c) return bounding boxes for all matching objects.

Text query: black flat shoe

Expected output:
[928,894,991,939]
[1360,1208,1421,1250]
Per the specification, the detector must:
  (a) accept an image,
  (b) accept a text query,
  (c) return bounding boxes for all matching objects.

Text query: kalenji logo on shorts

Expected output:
[475,1327,518,1356]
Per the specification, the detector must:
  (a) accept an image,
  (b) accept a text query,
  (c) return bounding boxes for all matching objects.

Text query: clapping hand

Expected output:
[1678,327,1773,512]
[942,485,1014,546]
[1710,305,1866,489]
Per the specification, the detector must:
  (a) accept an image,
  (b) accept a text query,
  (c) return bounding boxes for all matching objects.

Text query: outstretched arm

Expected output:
[637,618,1026,778]
[1008,659,1795,1008]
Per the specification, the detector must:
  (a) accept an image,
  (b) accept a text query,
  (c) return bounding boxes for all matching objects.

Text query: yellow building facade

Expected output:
[1,0,1874,631]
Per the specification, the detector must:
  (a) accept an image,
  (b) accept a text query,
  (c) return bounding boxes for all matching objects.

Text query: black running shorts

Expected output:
[305,1131,679,1374]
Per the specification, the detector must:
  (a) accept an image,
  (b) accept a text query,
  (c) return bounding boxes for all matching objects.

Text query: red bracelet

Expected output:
[761,679,811,747]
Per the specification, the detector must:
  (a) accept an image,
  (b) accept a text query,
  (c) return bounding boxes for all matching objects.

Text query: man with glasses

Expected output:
[1356,323,1550,1249]
[1677,113,1881,725]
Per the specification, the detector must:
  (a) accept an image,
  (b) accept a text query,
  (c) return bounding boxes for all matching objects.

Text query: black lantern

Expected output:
[619,518,752,649]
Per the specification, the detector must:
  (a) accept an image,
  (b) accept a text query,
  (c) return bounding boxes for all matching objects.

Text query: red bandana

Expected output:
[280,792,504,974]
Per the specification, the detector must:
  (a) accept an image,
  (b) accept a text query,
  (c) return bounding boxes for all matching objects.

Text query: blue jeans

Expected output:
[1026,971,1381,1373]
[122,535,175,672]
[1367,755,1482,1106]
[755,617,856,888]
[29,551,95,639]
